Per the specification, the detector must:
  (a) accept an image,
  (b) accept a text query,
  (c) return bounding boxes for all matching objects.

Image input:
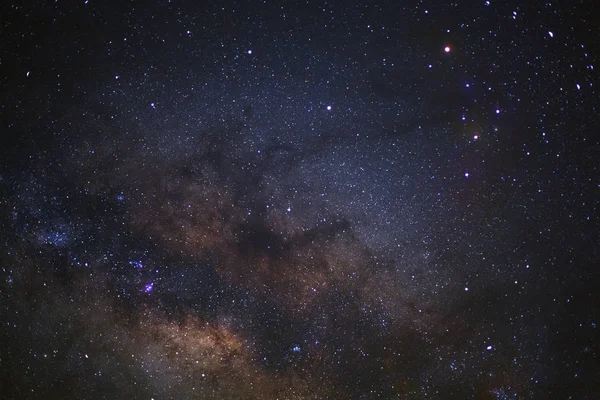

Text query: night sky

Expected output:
[1,1,599,399]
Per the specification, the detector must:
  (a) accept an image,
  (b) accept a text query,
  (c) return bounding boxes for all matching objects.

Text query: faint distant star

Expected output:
[464,172,469,178]
[473,134,479,140]
[248,49,252,54]
[495,109,500,114]
[326,105,332,111]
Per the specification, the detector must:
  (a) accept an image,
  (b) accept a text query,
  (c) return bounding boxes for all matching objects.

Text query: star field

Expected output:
[0,1,598,399]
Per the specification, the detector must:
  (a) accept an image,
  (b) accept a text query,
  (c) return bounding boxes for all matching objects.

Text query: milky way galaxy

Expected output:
[1,1,599,399]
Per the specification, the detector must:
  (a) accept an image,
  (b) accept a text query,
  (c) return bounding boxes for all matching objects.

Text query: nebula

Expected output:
[1,0,598,398]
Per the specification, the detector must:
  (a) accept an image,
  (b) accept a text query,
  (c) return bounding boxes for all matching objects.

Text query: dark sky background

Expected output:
[1,0,599,399]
